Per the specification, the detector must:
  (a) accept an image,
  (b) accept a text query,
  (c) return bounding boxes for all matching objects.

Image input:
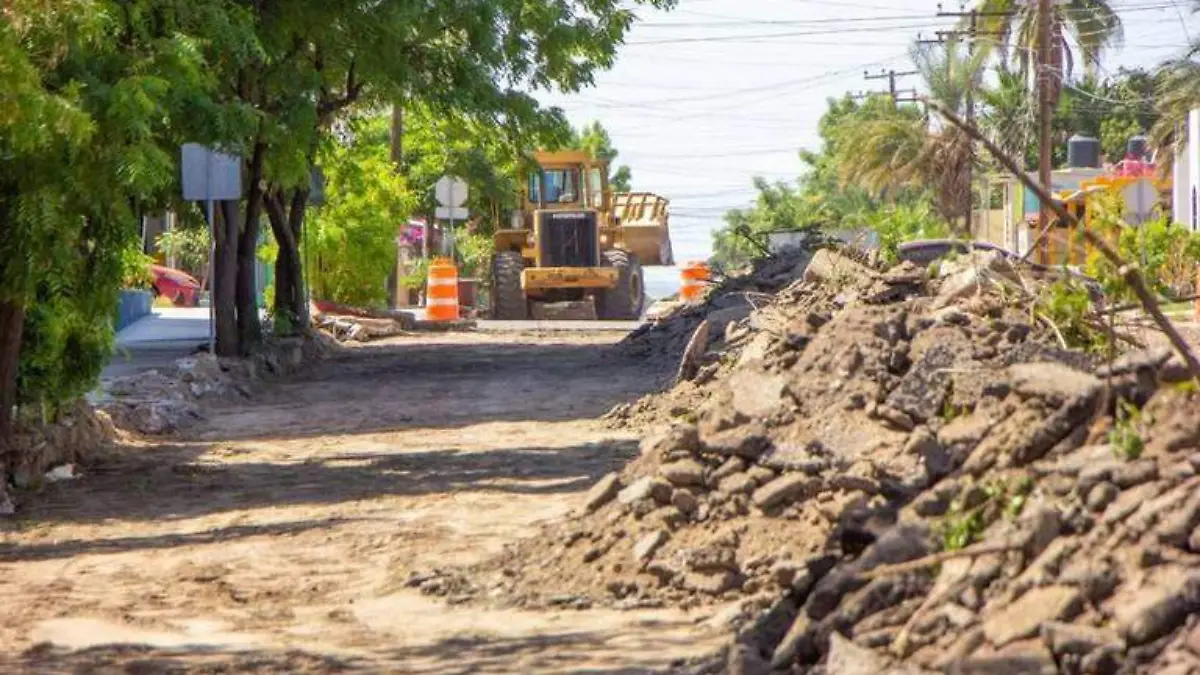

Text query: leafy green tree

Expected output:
[218,0,674,340]
[569,121,632,192]
[969,0,1122,84]
[835,41,985,228]
[0,0,249,448]
[304,115,415,308]
[401,101,570,233]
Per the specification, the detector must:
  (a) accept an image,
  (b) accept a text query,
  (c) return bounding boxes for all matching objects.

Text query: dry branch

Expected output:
[924,99,1200,384]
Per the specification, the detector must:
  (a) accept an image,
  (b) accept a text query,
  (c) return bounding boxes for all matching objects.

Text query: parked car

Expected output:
[150,264,201,306]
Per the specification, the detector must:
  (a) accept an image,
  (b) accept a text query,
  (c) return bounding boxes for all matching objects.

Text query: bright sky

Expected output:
[539,0,1200,272]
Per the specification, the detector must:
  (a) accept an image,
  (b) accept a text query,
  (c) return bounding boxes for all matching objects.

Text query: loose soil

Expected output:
[0,331,730,674]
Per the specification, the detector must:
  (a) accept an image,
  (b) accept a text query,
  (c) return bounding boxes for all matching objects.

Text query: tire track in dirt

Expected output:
[0,332,730,673]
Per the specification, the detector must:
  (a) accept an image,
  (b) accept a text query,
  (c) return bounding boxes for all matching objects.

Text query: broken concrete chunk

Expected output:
[632,530,669,565]
[752,474,820,510]
[660,459,706,487]
[982,586,1082,648]
[1039,621,1120,657]
[1116,571,1200,646]
[583,472,621,513]
[618,476,656,505]
[728,369,789,420]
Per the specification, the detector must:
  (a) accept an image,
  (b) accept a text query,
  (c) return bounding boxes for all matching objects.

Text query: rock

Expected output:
[1159,492,1200,549]
[584,472,621,513]
[704,423,772,460]
[1116,571,1200,646]
[661,459,706,487]
[771,561,801,589]
[950,639,1058,675]
[1112,459,1159,489]
[684,569,740,595]
[618,476,656,505]
[671,489,699,515]
[641,424,701,458]
[771,615,813,668]
[726,644,773,675]
[632,530,669,564]
[943,603,977,629]
[753,474,820,510]
[826,632,889,675]
[746,465,777,485]
[1086,482,1119,512]
[711,457,747,483]
[886,343,962,423]
[720,472,758,495]
[1009,362,1100,407]
[1039,621,1120,657]
[874,404,916,432]
[728,369,788,420]
[982,586,1083,648]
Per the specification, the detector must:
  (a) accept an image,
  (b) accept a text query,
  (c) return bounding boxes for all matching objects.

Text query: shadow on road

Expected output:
[5,627,703,674]
[9,437,638,529]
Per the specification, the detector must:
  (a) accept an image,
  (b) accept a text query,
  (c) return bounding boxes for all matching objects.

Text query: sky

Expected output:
[537,0,1200,281]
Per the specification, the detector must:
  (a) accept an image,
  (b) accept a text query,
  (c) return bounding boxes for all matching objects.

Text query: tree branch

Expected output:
[924,97,1200,384]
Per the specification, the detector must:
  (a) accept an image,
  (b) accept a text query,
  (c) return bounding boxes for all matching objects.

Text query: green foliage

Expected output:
[942,508,985,551]
[1110,400,1146,461]
[866,200,952,265]
[156,225,210,279]
[398,257,430,292]
[566,121,632,192]
[1085,189,1200,300]
[121,248,155,289]
[306,115,415,308]
[455,232,495,280]
[1036,280,1108,354]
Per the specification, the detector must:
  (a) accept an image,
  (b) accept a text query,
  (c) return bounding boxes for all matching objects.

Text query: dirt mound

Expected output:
[451,247,1200,674]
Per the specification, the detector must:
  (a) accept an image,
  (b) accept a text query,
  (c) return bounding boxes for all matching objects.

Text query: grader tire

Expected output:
[491,251,528,320]
[597,249,644,320]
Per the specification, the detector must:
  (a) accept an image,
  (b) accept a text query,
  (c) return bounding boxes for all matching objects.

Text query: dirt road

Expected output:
[0,331,730,673]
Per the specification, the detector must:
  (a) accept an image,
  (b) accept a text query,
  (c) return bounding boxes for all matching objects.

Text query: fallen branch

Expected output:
[860,542,1023,580]
[925,99,1200,385]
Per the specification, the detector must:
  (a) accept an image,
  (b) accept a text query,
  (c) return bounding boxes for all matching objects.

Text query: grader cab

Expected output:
[491,151,673,320]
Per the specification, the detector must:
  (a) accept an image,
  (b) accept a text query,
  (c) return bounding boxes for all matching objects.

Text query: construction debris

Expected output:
[102,335,335,435]
[434,244,1200,674]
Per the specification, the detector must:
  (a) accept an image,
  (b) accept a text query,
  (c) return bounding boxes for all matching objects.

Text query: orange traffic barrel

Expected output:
[680,261,710,303]
[426,257,459,321]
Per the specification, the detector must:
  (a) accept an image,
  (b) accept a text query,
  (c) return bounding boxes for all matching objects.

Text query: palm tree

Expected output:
[1149,53,1200,177]
[979,65,1036,167]
[969,0,1122,87]
[835,41,986,229]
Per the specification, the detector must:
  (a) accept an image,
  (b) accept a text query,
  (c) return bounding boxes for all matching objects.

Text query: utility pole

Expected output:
[1037,0,1053,264]
[927,4,1012,234]
[863,69,918,104]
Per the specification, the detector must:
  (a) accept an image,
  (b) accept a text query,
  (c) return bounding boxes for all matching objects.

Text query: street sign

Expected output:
[435,206,469,221]
[435,175,469,208]
[180,144,242,201]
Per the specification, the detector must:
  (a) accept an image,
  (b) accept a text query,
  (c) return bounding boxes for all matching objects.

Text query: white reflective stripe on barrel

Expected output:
[427,297,457,306]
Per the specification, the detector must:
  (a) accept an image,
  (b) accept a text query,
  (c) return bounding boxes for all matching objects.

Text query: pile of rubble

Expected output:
[102,334,335,435]
[462,246,1200,674]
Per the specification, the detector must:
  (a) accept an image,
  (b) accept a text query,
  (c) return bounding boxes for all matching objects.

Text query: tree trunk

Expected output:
[265,187,309,335]
[0,299,25,466]
[211,201,240,357]
[235,142,267,354]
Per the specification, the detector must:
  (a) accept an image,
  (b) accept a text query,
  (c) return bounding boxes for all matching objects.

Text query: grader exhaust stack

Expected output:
[490,151,674,320]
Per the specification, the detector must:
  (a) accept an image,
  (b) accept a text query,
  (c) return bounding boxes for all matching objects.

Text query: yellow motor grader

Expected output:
[491,150,673,320]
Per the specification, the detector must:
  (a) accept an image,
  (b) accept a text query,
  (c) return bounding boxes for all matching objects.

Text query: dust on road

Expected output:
[0,331,729,674]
